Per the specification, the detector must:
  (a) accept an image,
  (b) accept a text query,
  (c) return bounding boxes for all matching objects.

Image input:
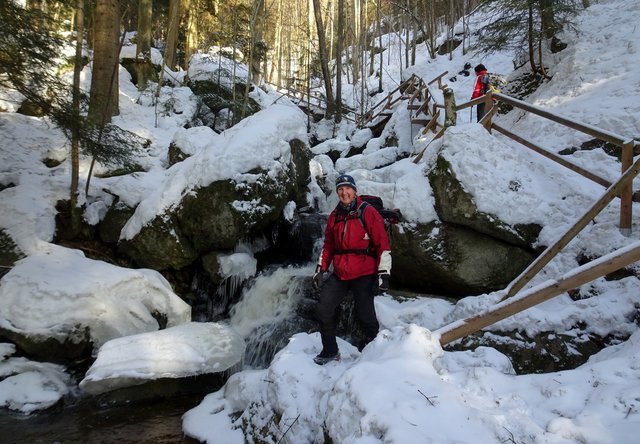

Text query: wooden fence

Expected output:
[453,91,639,234]
[437,241,640,345]
[431,90,640,345]
[356,71,449,130]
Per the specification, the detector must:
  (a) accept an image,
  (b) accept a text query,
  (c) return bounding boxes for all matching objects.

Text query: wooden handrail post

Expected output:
[479,92,494,130]
[620,140,635,236]
[437,241,640,346]
[443,87,456,127]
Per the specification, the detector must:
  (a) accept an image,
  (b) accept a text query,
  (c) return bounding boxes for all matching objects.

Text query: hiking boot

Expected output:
[313,352,340,365]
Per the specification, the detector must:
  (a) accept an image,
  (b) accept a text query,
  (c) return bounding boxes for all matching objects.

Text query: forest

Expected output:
[1,0,586,240]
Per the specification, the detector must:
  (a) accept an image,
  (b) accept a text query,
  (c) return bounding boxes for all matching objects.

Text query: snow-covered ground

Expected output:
[1,0,639,442]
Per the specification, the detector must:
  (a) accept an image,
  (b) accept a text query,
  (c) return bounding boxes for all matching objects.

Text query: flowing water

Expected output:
[0,394,203,443]
[0,265,317,443]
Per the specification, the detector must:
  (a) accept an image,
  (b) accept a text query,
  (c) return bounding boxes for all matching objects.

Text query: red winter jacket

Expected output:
[471,69,488,100]
[319,197,391,280]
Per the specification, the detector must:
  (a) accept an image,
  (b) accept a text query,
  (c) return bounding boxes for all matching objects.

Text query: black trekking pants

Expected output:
[476,103,486,122]
[315,273,379,355]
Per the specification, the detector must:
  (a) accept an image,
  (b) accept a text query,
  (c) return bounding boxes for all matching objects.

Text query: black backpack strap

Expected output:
[356,200,370,234]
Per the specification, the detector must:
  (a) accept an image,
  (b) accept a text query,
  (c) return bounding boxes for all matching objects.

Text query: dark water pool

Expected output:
[0,395,203,444]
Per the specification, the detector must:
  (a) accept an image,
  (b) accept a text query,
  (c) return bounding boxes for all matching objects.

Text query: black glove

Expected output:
[312,265,324,291]
[378,273,390,292]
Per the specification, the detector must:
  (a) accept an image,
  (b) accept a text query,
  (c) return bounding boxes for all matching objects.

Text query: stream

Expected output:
[0,394,202,443]
[0,265,317,443]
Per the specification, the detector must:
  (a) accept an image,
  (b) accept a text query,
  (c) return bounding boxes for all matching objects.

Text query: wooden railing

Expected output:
[356,71,448,130]
[265,81,360,123]
[406,72,447,135]
[432,90,640,346]
[267,72,450,137]
[437,240,640,345]
[454,91,639,234]
[356,75,420,128]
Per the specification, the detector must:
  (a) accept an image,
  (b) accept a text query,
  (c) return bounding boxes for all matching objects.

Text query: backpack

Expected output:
[481,73,507,94]
[357,195,403,233]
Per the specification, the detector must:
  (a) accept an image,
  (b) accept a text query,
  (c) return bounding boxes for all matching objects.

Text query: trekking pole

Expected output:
[470,107,473,123]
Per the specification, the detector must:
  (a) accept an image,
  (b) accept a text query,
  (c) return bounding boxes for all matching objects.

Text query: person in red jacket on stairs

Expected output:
[471,63,489,122]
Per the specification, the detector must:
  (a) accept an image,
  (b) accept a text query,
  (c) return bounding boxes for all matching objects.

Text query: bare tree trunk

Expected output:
[462,1,468,55]
[165,0,181,70]
[88,0,120,124]
[377,0,383,93]
[70,0,84,235]
[448,0,454,60]
[404,2,409,68]
[335,0,344,122]
[86,0,121,197]
[351,0,360,84]
[241,0,265,120]
[136,0,154,90]
[527,2,537,74]
[328,0,335,61]
[312,0,335,115]
[410,15,416,66]
[184,0,199,69]
[272,0,283,85]
[249,0,265,85]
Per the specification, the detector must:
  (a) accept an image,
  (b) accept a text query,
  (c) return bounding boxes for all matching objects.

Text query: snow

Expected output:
[0,344,72,414]
[0,244,191,350]
[119,104,307,240]
[0,0,639,442]
[79,322,245,395]
[183,327,640,444]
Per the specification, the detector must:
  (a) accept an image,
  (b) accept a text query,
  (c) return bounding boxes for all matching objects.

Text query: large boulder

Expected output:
[119,149,301,269]
[0,247,191,362]
[187,52,262,130]
[79,322,245,406]
[119,211,198,270]
[98,200,136,245]
[391,222,536,296]
[0,229,24,279]
[429,155,542,248]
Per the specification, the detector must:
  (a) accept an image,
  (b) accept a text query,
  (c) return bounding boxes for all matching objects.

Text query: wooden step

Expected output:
[411,119,430,125]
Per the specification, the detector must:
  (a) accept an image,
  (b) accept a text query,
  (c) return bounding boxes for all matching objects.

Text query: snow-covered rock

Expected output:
[79,322,245,396]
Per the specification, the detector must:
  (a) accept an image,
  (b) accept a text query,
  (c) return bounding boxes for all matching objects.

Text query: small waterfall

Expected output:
[191,210,328,368]
[190,271,248,322]
[228,265,317,368]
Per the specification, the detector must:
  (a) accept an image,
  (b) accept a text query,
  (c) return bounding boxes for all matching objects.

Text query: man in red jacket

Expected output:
[312,174,392,365]
[471,63,488,122]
